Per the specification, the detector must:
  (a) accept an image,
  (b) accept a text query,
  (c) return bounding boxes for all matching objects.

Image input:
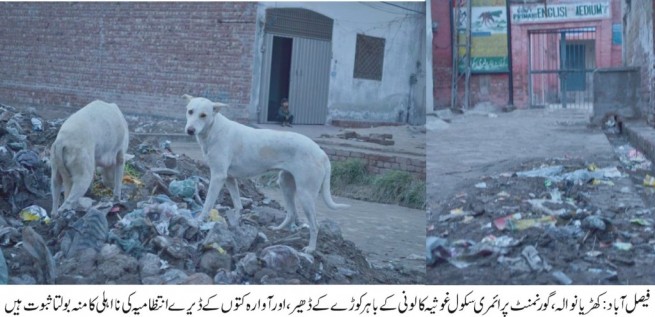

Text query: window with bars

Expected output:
[353,34,385,81]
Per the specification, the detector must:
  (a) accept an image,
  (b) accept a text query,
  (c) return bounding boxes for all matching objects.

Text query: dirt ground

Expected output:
[427,109,655,285]
[1,102,423,285]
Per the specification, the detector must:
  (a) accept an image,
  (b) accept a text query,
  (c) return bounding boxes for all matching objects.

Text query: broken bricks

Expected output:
[336,130,395,146]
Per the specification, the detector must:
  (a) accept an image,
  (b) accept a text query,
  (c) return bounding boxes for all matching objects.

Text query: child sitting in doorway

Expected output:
[277,98,294,127]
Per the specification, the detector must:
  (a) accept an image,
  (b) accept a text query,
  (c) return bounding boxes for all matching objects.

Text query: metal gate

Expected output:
[288,37,331,124]
[528,28,596,111]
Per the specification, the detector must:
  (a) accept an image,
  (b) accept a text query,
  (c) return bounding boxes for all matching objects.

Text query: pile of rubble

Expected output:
[1,104,418,285]
[324,131,395,146]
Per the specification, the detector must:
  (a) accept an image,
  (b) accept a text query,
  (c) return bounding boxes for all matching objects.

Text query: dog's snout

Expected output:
[186,127,195,135]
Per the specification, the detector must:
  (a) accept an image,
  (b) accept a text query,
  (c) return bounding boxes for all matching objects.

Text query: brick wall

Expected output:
[322,147,426,180]
[432,0,453,110]
[622,0,654,119]
[0,2,257,120]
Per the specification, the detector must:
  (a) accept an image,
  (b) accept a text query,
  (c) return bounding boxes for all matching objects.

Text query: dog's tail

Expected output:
[321,159,350,210]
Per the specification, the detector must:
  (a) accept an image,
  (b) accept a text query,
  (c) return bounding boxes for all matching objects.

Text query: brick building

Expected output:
[432,0,623,111]
[0,2,426,125]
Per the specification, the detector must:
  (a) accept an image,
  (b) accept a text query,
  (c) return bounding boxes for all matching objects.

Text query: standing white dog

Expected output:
[50,100,129,216]
[183,95,349,253]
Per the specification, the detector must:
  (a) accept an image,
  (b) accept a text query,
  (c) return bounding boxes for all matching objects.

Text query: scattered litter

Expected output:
[494,213,556,231]
[19,205,50,224]
[496,191,510,198]
[14,150,40,168]
[582,216,608,231]
[475,182,487,189]
[493,213,522,231]
[516,165,622,183]
[613,242,633,251]
[552,271,572,285]
[516,165,564,178]
[30,118,43,131]
[432,152,655,284]
[615,145,652,171]
[22,226,56,284]
[0,248,7,285]
[644,175,655,187]
[169,178,198,198]
[591,179,615,186]
[521,246,551,272]
[427,235,520,269]
[630,218,653,227]
[586,251,602,258]
[122,175,143,187]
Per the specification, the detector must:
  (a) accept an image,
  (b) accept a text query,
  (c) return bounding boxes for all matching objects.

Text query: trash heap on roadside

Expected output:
[428,154,655,285]
[1,104,419,285]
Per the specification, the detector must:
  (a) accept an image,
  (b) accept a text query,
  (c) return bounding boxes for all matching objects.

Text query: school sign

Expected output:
[511,1,611,24]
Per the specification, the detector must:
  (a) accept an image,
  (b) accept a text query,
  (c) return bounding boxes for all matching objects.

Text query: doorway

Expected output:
[267,36,293,122]
[258,8,334,124]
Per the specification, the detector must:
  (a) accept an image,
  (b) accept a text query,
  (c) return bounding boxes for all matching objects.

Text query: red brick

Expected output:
[0,2,257,120]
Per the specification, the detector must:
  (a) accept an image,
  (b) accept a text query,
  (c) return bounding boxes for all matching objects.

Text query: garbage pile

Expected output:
[427,157,655,285]
[0,104,55,215]
[1,104,418,285]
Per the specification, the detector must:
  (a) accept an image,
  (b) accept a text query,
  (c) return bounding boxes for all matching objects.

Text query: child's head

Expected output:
[281,98,289,108]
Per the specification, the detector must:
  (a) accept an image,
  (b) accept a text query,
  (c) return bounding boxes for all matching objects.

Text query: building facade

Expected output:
[250,2,426,126]
[0,2,426,126]
[432,0,623,111]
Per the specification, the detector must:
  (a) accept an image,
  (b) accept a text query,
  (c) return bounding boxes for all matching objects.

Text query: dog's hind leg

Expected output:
[297,190,319,254]
[270,170,298,231]
[58,170,93,213]
[225,177,243,210]
[50,167,62,217]
[101,166,115,189]
[113,151,125,201]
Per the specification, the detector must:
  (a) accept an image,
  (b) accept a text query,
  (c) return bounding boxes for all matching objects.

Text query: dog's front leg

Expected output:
[225,177,243,210]
[199,171,227,221]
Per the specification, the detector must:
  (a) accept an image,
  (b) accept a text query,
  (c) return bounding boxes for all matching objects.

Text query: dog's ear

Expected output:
[213,102,228,113]
[182,94,194,102]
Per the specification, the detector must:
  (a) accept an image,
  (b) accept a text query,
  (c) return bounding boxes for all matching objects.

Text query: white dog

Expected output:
[50,100,129,216]
[183,95,349,253]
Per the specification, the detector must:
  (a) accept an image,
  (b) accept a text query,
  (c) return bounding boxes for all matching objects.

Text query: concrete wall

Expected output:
[0,2,258,121]
[254,2,426,125]
[591,67,639,124]
[622,0,654,119]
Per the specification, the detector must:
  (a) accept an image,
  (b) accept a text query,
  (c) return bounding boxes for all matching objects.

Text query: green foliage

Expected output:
[330,159,425,209]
